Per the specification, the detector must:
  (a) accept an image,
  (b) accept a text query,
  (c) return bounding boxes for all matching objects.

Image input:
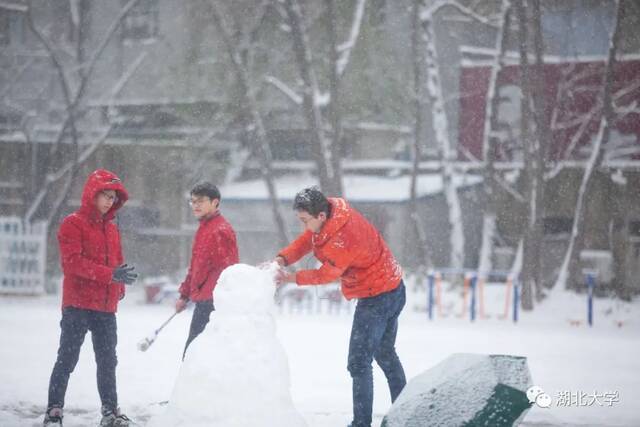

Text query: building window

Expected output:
[543,217,573,236]
[628,221,640,238]
[542,1,616,56]
[121,0,158,42]
[118,205,160,230]
[0,10,9,46]
[0,9,25,46]
[369,0,386,26]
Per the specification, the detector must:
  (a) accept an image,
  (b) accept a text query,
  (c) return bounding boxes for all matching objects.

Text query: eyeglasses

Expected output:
[188,197,210,207]
[100,191,118,202]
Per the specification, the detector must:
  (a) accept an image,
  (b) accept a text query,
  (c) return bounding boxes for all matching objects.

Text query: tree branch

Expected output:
[24,52,147,223]
[336,0,366,76]
[421,0,500,28]
[263,75,303,104]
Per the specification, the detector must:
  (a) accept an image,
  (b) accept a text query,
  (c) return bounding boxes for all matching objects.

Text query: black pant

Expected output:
[182,299,215,359]
[47,307,118,410]
[348,281,407,427]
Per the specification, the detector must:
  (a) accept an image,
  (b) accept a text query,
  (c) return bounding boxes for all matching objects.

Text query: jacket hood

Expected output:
[314,198,351,246]
[79,169,129,221]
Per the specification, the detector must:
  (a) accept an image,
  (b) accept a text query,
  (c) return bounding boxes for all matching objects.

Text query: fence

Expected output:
[275,283,354,315]
[427,268,519,323]
[0,217,47,295]
[426,268,601,326]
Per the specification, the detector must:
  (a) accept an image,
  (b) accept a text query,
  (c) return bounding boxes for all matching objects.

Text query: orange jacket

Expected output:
[278,198,402,300]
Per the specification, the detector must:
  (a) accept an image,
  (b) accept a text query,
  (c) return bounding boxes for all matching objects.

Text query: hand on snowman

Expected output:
[257,256,286,271]
[274,267,296,286]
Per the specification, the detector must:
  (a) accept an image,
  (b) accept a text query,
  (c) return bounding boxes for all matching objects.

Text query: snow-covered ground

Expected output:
[1,276,639,427]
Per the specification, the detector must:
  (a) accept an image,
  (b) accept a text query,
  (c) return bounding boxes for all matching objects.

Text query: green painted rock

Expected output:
[381,354,533,427]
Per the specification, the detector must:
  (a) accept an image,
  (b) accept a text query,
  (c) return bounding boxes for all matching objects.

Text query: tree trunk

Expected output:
[283,0,340,196]
[420,8,465,270]
[326,0,344,197]
[530,0,549,299]
[555,0,622,291]
[211,3,290,248]
[514,0,537,310]
[608,177,630,300]
[23,0,144,226]
[478,0,511,277]
[409,0,431,268]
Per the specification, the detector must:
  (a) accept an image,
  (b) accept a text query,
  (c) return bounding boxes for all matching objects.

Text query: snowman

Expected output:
[147,263,307,427]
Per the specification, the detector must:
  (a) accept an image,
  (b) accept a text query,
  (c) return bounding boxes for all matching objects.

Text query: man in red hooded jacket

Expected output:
[275,187,406,427]
[175,182,239,359]
[43,169,137,427]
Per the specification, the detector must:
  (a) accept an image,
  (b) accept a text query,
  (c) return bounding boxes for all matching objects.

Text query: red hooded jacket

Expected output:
[178,212,239,302]
[58,169,129,313]
[278,198,403,300]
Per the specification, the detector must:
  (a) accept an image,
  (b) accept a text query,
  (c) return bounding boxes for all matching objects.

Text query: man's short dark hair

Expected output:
[293,187,330,217]
[191,182,221,201]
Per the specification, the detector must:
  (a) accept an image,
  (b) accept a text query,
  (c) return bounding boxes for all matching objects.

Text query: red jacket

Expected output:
[58,169,129,313]
[178,212,239,302]
[279,198,402,300]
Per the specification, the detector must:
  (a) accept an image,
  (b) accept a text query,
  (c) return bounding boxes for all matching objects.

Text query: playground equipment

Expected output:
[427,268,520,323]
[427,268,600,326]
[585,270,597,327]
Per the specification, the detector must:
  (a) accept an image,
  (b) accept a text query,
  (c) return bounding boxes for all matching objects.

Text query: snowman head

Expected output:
[215,264,277,315]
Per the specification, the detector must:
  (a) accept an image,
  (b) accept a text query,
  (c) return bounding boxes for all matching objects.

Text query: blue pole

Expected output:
[513,280,519,323]
[470,276,477,322]
[428,274,434,321]
[587,274,595,327]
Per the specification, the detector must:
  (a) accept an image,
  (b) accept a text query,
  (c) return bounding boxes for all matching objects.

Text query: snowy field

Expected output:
[1,276,639,427]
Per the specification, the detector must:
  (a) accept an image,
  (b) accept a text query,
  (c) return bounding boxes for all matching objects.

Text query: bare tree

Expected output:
[526,0,548,302]
[276,0,366,196]
[20,0,145,233]
[477,0,511,279]
[209,1,290,247]
[409,0,432,269]
[554,0,623,291]
[422,4,465,269]
[511,0,549,309]
[281,0,340,195]
[419,1,496,270]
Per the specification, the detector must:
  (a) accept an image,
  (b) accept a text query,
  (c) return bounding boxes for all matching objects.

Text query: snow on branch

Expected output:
[545,106,599,180]
[614,77,640,101]
[314,88,330,107]
[336,0,366,76]
[612,78,640,118]
[421,0,499,28]
[79,0,143,90]
[96,53,147,105]
[495,175,525,202]
[546,72,639,176]
[554,0,622,291]
[480,0,509,162]
[0,1,27,12]
[263,75,303,105]
[551,110,598,131]
[24,52,147,223]
[614,102,639,117]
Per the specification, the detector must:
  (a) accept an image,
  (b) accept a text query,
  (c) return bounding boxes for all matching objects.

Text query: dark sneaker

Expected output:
[43,406,63,426]
[99,406,131,427]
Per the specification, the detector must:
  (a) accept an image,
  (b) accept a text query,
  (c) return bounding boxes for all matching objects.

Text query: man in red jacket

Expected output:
[175,182,239,359]
[43,169,137,427]
[275,187,406,427]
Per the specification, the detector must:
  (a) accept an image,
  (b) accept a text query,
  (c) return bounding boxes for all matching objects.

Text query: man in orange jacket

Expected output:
[275,187,406,427]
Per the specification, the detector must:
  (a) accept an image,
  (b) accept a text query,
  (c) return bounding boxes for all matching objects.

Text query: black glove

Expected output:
[113,264,138,285]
